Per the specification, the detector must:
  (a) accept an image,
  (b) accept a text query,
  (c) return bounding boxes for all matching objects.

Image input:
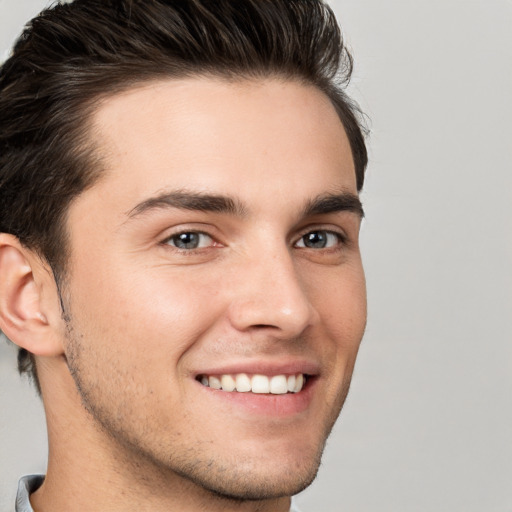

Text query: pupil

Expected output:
[176,232,199,249]
[305,232,326,248]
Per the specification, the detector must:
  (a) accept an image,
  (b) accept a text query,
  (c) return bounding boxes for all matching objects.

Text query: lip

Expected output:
[195,375,318,416]
[192,358,321,379]
[192,358,320,417]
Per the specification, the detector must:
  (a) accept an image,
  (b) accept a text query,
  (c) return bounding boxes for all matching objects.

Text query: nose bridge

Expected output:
[228,241,316,336]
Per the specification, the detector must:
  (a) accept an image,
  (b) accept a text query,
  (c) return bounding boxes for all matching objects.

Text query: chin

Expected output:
[165,435,326,502]
[182,455,322,501]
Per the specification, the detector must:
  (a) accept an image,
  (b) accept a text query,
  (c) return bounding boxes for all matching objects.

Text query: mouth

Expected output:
[196,373,309,394]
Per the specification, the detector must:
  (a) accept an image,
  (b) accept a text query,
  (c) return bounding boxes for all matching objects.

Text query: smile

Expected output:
[197,373,307,394]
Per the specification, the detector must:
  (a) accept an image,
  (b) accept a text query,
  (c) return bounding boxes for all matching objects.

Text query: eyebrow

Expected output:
[127,190,247,219]
[302,192,364,219]
[126,189,363,220]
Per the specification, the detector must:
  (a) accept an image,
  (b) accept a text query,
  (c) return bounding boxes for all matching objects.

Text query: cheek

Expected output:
[308,262,367,344]
[68,260,228,364]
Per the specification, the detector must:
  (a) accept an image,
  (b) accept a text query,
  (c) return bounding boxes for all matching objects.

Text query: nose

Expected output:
[227,248,318,338]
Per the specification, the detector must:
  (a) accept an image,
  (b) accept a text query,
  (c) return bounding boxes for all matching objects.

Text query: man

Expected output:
[0,0,368,511]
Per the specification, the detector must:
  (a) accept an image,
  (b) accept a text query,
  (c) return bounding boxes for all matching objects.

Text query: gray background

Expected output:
[1,0,511,510]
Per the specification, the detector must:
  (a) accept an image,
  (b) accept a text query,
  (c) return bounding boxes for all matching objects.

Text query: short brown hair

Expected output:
[0,0,368,393]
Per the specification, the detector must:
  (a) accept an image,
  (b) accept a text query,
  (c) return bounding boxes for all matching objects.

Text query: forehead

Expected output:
[83,77,356,216]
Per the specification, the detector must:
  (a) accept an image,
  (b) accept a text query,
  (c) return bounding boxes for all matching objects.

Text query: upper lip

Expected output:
[193,358,321,378]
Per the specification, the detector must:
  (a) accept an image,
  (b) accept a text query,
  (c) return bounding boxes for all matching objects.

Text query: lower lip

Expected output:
[196,377,318,417]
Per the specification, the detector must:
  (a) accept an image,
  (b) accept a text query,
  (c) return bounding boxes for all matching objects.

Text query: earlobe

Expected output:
[0,234,64,357]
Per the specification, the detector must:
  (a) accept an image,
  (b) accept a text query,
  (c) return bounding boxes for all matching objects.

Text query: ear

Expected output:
[0,234,65,357]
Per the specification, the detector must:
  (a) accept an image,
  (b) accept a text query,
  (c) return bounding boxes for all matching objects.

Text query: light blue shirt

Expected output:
[15,475,44,512]
[16,475,302,512]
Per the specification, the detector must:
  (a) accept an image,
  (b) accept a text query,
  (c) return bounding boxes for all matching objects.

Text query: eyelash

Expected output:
[295,230,347,250]
[161,228,348,252]
[162,231,216,251]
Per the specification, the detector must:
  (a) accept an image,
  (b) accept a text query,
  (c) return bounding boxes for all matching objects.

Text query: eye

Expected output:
[295,230,343,249]
[164,231,214,250]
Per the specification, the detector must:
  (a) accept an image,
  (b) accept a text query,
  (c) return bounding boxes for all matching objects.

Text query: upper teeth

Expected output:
[199,373,305,394]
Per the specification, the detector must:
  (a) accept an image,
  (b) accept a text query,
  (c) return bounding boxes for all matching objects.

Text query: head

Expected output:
[0,0,368,504]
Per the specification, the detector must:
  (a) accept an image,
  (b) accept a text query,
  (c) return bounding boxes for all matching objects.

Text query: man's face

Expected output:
[60,77,366,499]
